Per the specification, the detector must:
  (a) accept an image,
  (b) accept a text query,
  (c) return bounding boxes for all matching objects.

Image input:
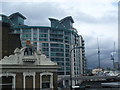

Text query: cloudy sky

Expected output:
[1,0,119,69]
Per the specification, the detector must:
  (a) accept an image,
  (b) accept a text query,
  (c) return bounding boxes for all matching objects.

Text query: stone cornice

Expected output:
[0,64,60,69]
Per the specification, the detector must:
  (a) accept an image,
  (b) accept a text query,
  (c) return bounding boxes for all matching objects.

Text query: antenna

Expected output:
[97,38,101,69]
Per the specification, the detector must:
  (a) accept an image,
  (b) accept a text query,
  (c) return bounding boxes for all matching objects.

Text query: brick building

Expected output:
[0,15,21,59]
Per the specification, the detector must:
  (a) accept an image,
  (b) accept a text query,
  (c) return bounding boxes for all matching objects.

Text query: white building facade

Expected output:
[0,46,59,89]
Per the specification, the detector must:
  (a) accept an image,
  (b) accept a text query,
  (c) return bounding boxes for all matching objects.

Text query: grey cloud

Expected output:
[1,2,118,69]
[2,2,67,26]
[74,11,117,24]
[87,51,113,69]
[23,2,67,26]
[85,35,117,69]
[2,2,117,25]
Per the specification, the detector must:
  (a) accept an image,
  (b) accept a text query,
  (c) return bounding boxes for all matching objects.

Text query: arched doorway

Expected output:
[25,76,33,89]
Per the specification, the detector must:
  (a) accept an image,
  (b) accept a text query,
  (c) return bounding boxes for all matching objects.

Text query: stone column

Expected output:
[23,74,26,89]
[63,80,65,88]
[50,74,53,88]
[33,73,35,89]
[12,74,16,88]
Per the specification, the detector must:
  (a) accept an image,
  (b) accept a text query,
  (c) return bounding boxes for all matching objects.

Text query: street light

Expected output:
[70,46,83,90]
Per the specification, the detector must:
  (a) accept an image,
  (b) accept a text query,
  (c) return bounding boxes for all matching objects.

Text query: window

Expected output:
[33,34,37,38]
[39,34,48,38]
[23,29,31,33]
[66,72,70,75]
[51,58,64,61]
[58,67,64,70]
[51,53,64,56]
[42,75,51,89]
[42,43,49,47]
[50,30,63,34]
[51,48,64,52]
[40,73,53,89]
[33,29,37,33]
[22,34,31,38]
[65,54,69,57]
[50,43,63,47]
[64,36,69,40]
[2,76,13,89]
[57,72,64,75]
[66,62,70,66]
[65,45,69,48]
[66,58,69,61]
[65,49,69,52]
[42,48,49,51]
[39,38,48,41]
[18,17,24,25]
[33,42,37,46]
[50,34,63,39]
[33,38,37,41]
[50,39,63,42]
[66,67,70,70]
[64,31,70,35]
[39,29,48,33]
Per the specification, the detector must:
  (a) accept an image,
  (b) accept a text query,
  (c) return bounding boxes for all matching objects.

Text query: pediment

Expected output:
[0,47,57,66]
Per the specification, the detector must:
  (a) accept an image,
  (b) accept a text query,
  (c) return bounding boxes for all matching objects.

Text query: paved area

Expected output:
[58,81,120,90]
[78,81,120,90]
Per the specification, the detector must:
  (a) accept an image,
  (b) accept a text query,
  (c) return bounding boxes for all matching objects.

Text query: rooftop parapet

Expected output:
[49,16,74,30]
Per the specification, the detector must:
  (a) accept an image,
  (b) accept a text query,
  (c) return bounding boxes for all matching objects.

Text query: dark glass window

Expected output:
[42,75,50,89]
[42,48,49,51]
[42,43,49,47]
[50,43,63,47]
[39,29,48,33]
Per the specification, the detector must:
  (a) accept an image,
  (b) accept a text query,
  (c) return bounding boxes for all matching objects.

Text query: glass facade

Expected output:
[1,13,86,75]
[18,27,82,75]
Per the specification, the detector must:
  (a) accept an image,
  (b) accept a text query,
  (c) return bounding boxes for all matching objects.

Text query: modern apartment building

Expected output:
[1,12,86,75]
[79,35,87,75]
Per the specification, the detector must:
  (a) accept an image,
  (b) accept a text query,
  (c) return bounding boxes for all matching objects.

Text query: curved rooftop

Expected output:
[9,12,26,19]
[1,12,78,34]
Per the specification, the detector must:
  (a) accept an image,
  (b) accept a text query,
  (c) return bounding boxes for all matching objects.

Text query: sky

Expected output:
[0,0,119,69]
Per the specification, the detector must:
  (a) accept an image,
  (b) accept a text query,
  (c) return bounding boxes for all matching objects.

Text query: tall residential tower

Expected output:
[1,12,86,75]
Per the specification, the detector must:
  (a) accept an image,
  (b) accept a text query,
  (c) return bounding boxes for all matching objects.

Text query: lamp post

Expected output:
[70,46,83,90]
